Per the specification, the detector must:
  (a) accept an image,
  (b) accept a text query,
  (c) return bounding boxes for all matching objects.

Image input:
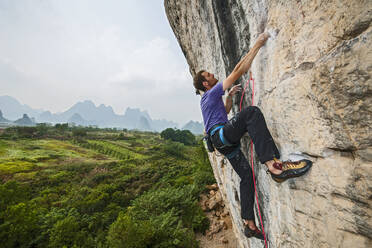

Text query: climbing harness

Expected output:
[239,72,268,248]
[209,125,241,159]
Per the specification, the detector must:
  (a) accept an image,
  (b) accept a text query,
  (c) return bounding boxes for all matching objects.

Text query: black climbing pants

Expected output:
[210,106,280,220]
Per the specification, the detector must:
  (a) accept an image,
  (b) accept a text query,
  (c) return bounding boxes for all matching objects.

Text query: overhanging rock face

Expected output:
[165,1,372,247]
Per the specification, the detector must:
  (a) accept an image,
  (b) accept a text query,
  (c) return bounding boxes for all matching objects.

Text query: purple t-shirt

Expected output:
[201,82,228,133]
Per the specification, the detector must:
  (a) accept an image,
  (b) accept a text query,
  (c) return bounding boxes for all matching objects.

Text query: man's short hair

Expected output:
[193,70,207,95]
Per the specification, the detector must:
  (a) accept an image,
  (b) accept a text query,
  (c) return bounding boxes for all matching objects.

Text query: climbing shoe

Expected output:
[244,226,265,240]
[270,159,312,183]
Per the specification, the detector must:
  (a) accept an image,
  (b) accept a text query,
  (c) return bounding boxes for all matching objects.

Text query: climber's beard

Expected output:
[209,78,218,87]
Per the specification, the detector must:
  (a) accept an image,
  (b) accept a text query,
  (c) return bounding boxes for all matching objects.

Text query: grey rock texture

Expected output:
[165,0,372,247]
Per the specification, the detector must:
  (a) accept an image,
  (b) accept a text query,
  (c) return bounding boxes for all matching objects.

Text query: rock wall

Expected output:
[165,1,372,247]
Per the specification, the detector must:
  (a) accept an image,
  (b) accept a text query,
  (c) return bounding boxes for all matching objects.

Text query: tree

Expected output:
[0,203,41,248]
[72,128,87,137]
[36,123,49,136]
[55,123,68,132]
[160,128,176,140]
[48,216,86,247]
[160,128,195,145]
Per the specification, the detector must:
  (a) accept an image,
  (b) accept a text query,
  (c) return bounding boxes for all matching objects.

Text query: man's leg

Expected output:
[223,106,313,181]
[227,150,255,221]
[210,134,256,225]
[223,106,280,164]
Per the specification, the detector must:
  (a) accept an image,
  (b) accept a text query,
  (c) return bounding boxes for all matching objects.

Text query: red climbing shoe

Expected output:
[244,226,264,240]
[270,159,312,183]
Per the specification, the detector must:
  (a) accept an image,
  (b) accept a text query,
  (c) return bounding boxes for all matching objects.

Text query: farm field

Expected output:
[0,126,215,248]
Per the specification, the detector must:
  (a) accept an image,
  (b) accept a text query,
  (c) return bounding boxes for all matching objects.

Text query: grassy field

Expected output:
[0,127,215,248]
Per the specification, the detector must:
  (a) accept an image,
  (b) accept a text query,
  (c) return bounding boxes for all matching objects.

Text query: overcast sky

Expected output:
[0,0,202,125]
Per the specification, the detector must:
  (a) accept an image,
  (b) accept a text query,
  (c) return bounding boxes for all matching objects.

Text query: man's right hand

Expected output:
[257,32,270,47]
[223,32,269,91]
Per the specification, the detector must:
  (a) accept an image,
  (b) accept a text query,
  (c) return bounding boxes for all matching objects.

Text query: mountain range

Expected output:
[0,96,203,134]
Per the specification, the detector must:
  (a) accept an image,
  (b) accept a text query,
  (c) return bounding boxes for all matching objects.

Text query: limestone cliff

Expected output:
[165,1,372,247]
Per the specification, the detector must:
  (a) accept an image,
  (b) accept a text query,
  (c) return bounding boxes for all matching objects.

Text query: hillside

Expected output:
[0,96,180,131]
[0,110,10,123]
[0,127,216,247]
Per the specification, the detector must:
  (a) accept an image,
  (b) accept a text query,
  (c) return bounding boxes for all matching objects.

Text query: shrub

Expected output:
[48,216,87,248]
[107,185,208,247]
[72,128,87,137]
[161,141,186,158]
[193,171,216,193]
[0,202,43,248]
[54,123,68,132]
[35,123,49,136]
[1,126,37,139]
[160,128,196,145]
[107,211,154,248]
[0,180,30,212]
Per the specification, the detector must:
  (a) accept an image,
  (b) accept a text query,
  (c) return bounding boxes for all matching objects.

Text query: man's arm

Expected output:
[222,33,269,91]
[225,84,241,114]
[225,95,233,114]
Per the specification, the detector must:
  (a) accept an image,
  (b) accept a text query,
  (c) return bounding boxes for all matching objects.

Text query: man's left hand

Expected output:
[228,84,242,97]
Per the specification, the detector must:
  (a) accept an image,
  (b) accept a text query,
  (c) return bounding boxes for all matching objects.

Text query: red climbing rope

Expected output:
[239,72,268,248]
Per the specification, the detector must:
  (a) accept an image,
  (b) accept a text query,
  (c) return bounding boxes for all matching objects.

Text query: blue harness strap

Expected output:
[210,125,223,136]
[209,125,240,159]
[219,128,233,146]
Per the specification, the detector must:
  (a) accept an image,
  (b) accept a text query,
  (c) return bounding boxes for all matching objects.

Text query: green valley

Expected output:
[0,126,215,248]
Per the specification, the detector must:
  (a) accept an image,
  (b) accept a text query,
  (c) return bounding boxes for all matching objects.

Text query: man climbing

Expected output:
[193,32,312,240]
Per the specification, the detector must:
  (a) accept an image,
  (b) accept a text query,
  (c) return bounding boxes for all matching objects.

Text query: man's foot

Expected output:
[269,159,313,183]
[265,159,283,175]
[243,222,265,240]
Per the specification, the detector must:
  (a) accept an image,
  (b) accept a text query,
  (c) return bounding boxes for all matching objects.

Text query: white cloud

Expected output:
[0,0,202,125]
[109,37,189,93]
